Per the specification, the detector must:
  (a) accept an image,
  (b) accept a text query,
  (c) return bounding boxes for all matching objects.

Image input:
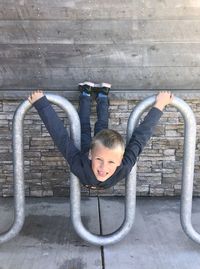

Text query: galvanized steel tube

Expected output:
[71,115,137,246]
[0,100,28,243]
[0,94,80,244]
[129,95,199,245]
[1,94,199,246]
[0,94,136,246]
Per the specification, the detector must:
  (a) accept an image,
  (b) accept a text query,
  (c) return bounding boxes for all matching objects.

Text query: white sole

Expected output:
[79,82,111,88]
[79,81,95,87]
[94,83,111,88]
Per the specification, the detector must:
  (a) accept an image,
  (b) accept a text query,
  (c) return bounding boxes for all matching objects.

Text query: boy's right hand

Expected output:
[154,91,173,111]
[28,89,44,104]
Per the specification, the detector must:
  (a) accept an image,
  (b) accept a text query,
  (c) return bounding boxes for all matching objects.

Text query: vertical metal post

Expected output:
[0,99,28,244]
[174,98,200,244]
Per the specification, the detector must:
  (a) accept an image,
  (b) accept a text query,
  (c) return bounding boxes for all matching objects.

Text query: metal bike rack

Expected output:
[128,95,200,245]
[0,94,199,246]
[0,94,136,246]
[0,94,80,244]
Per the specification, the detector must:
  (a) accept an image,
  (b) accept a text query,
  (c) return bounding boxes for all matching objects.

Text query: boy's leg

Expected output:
[78,83,94,152]
[94,84,110,135]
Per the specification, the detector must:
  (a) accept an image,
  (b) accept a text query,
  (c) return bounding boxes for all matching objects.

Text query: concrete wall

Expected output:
[1,0,200,90]
[0,1,200,196]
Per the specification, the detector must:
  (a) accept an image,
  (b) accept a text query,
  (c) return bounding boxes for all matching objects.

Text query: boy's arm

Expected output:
[123,91,173,169]
[29,91,80,164]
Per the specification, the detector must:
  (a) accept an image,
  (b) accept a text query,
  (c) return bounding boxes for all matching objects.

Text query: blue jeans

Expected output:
[78,95,109,153]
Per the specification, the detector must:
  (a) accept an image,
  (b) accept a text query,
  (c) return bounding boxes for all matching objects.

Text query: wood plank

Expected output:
[1,20,200,44]
[0,197,102,269]
[0,20,135,44]
[0,44,142,67]
[0,0,136,20]
[0,66,200,90]
[100,197,200,269]
[1,0,200,20]
[1,43,200,68]
[138,20,200,42]
[140,0,200,20]
[0,90,197,102]
[143,43,200,67]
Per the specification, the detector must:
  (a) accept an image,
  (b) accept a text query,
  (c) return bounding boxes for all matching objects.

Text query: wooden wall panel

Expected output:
[1,0,200,20]
[0,21,135,44]
[1,20,200,44]
[0,0,199,91]
[138,20,200,42]
[0,0,137,20]
[0,44,142,67]
[1,44,200,68]
[0,66,199,90]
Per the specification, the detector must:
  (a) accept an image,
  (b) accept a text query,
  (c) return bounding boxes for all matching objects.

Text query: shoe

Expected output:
[79,81,95,95]
[94,82,111,95]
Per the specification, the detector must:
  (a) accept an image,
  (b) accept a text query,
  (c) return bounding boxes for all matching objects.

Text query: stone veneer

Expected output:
[0,92,200,197]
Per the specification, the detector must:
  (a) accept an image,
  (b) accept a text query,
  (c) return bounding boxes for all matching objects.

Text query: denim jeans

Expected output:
[78,95,109,153]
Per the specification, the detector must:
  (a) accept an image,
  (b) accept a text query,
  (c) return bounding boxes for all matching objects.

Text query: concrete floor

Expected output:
[0,196,200,269]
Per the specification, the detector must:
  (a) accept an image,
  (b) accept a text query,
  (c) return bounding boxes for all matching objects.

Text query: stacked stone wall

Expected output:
[0,95,200,197]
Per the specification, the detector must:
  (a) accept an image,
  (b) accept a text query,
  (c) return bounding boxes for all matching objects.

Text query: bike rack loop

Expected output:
[127,95,200,245]
[0,94,80,244]
[1,94,199,245]
[0,94,136,246]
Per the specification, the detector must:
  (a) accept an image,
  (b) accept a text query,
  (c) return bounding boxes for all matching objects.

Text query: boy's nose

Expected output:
[99,161,106,169]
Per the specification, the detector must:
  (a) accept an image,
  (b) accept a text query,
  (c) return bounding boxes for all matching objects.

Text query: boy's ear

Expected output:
[88,150,92,160]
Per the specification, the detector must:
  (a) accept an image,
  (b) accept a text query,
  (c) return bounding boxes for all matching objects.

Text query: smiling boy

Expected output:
[89,129,125,181]
[28,84,173,189]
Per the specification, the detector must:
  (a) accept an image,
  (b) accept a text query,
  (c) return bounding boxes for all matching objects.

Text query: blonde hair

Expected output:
[91,129,125,153]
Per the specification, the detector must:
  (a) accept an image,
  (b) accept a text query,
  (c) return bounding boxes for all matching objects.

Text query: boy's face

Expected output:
[89,142,124,182]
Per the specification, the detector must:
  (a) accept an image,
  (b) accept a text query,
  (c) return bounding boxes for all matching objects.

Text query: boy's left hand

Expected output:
[28,89,44,104]
[154,91,173,111]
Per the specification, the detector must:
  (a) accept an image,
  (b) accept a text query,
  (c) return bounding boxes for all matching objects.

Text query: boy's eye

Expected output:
[109,161,115,164]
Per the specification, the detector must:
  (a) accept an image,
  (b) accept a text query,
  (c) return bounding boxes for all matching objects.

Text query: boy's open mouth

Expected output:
[97,170,108,177]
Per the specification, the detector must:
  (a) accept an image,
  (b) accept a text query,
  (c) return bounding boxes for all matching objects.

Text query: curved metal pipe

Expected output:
[0,94,80,243]
[70,116,137,246]
[1,94,199,246]
[0,94,136,246]
[70,169,137,246]
[128,95,199,244]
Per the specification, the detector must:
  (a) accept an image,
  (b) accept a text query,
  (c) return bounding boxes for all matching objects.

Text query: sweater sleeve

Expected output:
[33,96,80,165]
[123,107,163,169]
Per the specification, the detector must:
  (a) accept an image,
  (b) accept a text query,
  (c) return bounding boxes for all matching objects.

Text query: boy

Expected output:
[28,84,173,189]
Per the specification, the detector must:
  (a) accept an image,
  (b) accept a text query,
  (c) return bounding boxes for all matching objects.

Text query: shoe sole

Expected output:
[79,81,95,87]
[94,83,111,88]
[79,82,111,88]
[79,81,111,95]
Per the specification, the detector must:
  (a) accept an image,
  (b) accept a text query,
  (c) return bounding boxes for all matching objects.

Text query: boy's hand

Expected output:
[154,91,173,111]
[28,89,44,104]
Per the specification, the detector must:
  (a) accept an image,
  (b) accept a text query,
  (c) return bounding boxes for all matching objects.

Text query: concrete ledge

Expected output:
[0,90,199,100]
